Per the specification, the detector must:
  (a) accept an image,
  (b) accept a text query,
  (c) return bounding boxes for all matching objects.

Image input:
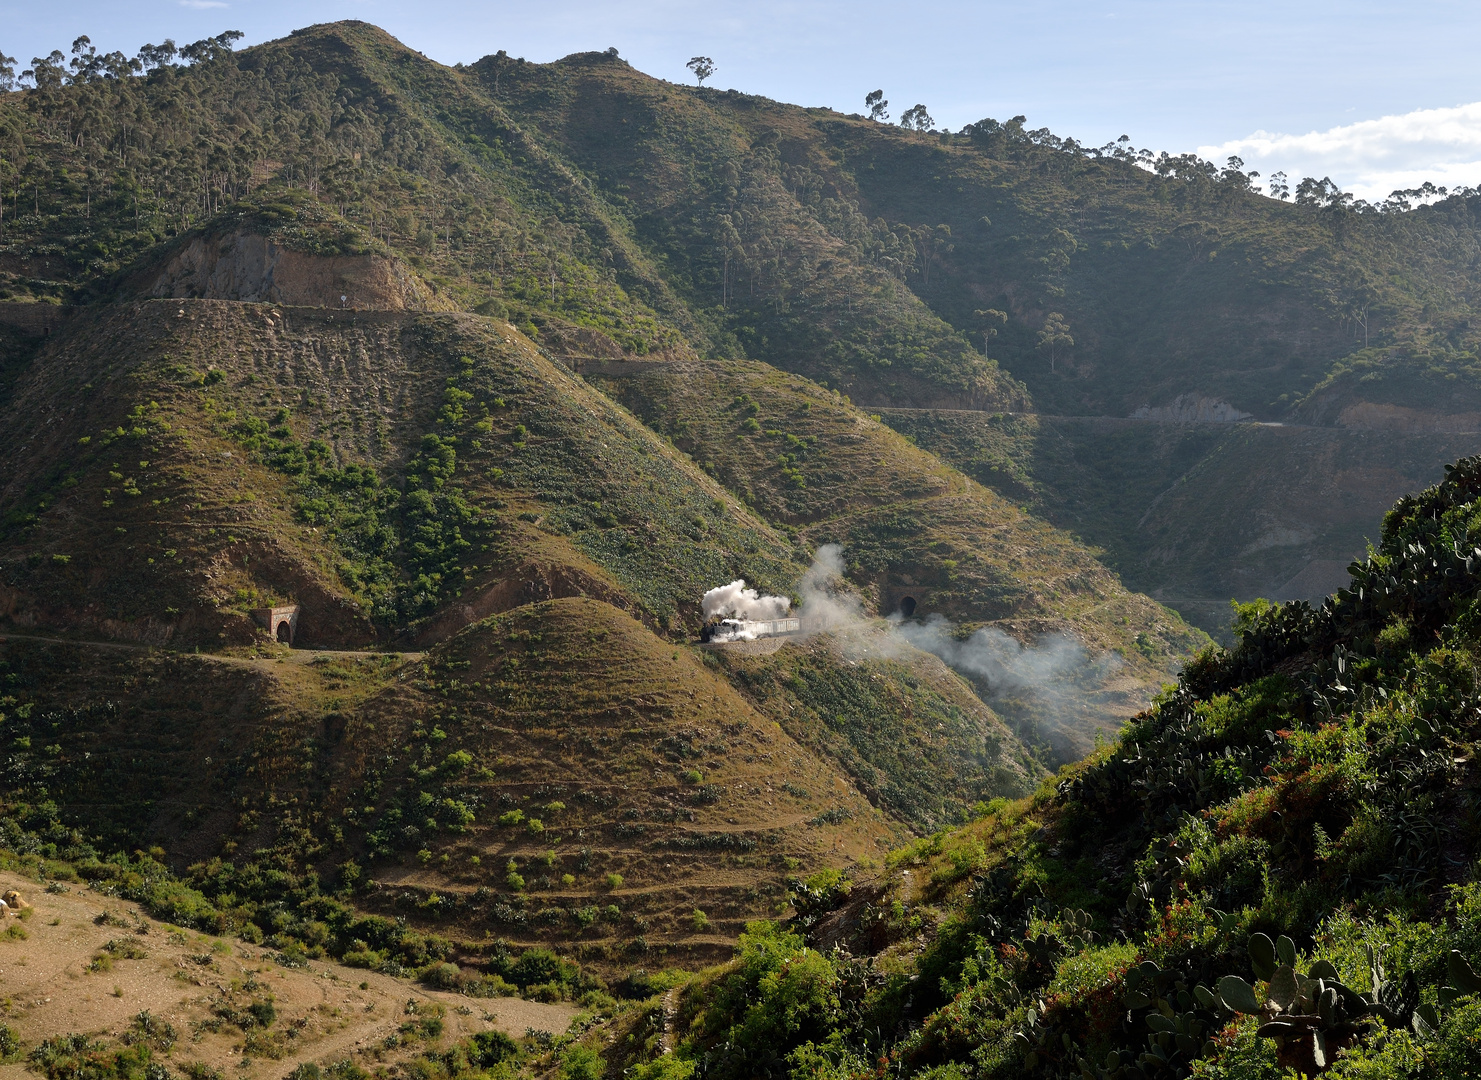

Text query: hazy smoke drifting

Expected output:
[796,543,865,631]
[702,579,791,621]
[894,613,1124,763]
[796,544,1124,762]
[894,616,1096,699]
[702,547,1127,762]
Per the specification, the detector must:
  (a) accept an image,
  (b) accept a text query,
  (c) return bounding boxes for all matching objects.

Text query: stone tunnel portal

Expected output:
[253,605,300,647]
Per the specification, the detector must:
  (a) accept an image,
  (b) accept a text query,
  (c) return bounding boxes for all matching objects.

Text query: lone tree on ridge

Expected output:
[686,56,715,85]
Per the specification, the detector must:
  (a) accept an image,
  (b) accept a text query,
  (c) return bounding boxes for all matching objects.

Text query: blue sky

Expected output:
[5,0,1481,200]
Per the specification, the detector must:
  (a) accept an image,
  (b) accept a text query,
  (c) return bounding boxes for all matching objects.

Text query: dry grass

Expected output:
[0,870,576,1080]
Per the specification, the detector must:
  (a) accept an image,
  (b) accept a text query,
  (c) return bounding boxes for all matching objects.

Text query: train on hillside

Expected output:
[699,616,803,643]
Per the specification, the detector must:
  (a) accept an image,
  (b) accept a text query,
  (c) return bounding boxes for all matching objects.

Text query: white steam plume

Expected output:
[894,613,1124,762]
[702,579,791,621]
[790,544,1126,762]
[795,543,865,632]
[703,546,1127,762]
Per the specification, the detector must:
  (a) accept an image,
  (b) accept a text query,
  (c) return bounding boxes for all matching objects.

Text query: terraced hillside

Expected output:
[5,19,1481,1078]
[0,226,1082,981]
[4,19,1481,641]
[0,296,801,644]
[17,16,1466,1002]
[0,597,907,975]
[599,456,1481,1080]
[0,274,1054,795]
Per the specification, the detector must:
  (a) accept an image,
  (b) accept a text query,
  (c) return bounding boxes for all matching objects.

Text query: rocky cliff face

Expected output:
[144,229,449,311]
[1131,394,1254,423]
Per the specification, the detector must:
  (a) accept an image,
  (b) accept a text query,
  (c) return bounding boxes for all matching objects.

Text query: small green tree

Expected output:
[686,56,715,85]
[974,308,1007,356]
[1037,312,1073,372]
[865,89,888,122]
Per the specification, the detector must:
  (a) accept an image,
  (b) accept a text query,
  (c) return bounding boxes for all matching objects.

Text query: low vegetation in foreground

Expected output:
[621,454,1481,1079]
[10,456,1481,1078]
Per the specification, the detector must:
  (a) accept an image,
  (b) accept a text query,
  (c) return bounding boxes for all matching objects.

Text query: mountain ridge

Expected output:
[6,26,1481,1072]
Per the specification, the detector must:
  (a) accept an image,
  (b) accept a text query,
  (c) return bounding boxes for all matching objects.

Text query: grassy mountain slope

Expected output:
[469,49,1481,421]
[4,19,1481,641]
[479,52,1025,409]
[0,277,1049,817]
[600,456,1481,1080]
[0,597,893,977]
[708,633,1038,829]
[31,17,1481,424]
[0,295,803,645]
[590,358,1207,760]
[0,247,1056,988]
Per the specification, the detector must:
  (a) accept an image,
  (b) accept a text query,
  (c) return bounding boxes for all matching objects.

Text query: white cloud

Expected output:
[1198,102,1481,203]
[178,0,229,8]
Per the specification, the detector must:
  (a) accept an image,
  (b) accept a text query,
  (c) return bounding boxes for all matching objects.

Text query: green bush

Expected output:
[1432,999,1481,1078]
[466,1030,517,1067]
[559,1045,603,1080]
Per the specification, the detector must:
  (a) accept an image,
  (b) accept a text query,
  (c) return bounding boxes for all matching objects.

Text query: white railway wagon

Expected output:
[747,617,801,636]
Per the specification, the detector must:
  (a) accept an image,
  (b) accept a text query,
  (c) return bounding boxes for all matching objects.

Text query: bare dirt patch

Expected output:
[0,871,577,1080]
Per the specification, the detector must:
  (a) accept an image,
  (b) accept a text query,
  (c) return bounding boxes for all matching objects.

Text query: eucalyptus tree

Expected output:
[899,104,933,131]
[1037,313,1073,372]
[974,308,1007,356]
[686,56,715,85]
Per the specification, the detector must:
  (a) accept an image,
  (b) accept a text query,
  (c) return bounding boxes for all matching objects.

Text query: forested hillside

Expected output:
[8,19,1481,421]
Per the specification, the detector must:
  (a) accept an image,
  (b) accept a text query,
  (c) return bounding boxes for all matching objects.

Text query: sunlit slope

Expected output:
[7,19,1481,425]
[709,629,1038,830]
[361,598,897,966]
[7,20,1481,649]
[642,456,1481,1080]
[0,296,802,646]
[0,276,1043,843]
[0,301,383,647]
[478,49,1026,411]
[0,598,893,973]
[591,358,1208,761]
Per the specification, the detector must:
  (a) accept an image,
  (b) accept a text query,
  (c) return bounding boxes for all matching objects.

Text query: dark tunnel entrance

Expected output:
[276,621,293,644]
[899,595,917,618]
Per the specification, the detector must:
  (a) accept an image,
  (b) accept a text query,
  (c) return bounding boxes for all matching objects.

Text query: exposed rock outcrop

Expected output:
[144,229,449,311]
[1131,394,1253,423]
